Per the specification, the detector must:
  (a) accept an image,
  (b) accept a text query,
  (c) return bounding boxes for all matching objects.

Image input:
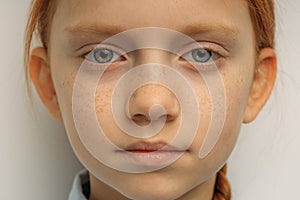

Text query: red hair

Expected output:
[24,1,275,199]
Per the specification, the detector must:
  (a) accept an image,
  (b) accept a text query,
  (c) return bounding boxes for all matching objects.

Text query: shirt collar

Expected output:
[68,169,89,200]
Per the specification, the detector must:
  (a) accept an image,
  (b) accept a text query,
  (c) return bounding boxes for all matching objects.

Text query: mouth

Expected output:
[116,141,187,166]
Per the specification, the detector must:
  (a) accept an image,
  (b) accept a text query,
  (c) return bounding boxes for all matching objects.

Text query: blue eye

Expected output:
[182,48,219,63]
[85,48,122,64]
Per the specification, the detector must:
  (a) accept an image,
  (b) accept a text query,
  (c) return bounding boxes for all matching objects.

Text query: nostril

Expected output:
[148,104,167,121]
[131,113,176,127]
[155,114,175,123]
[166,114,176,122]
[131,114,151,126]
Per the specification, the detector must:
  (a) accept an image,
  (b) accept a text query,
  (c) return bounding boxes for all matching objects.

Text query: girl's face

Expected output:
[30,0,276,199]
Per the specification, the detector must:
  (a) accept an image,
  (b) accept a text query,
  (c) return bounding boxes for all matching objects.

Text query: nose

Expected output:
[129,84,180,126]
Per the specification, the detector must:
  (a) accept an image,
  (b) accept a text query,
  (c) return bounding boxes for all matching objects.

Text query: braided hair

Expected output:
[213,164,231,200]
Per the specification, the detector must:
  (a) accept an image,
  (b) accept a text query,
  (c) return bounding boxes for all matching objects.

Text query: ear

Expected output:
[243,48,277,123]
[29,47,62,121]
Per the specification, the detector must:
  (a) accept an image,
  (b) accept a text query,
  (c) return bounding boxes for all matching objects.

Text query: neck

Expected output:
[89,174,216,200]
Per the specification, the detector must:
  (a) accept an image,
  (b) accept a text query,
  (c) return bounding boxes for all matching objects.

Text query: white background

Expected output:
[0,1,299,200]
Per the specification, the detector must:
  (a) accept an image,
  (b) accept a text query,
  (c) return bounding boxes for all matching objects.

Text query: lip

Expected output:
[124,141,184,152]
[116,141,186,166]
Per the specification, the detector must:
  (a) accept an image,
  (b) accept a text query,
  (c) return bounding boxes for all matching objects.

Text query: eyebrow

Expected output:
[64,23,125,37]
[64,22,240,52]
[182,23,240,38]
[65,22,239,37]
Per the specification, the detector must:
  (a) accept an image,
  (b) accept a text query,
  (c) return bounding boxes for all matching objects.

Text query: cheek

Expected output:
[224,60,255,121]
[51,65,77,118]
[186,58,254,158]
[94,77,119,142]
[212,61,254,155]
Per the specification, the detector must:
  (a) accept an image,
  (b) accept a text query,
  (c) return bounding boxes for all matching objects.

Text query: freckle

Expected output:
[96,107,104,113]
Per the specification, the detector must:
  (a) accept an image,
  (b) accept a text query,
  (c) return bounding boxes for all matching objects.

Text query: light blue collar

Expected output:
[68,169,89,200]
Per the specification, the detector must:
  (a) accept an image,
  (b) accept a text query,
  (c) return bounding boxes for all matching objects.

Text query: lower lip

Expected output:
[118,150,185,166]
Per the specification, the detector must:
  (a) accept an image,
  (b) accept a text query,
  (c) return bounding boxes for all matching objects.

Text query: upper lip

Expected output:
[124,141,185,152]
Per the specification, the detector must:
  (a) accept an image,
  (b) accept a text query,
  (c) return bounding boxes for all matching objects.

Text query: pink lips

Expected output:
[118,141,186,166]
[125,141,180,152]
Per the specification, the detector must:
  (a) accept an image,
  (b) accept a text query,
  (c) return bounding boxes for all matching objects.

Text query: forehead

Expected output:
[53,0,251,35]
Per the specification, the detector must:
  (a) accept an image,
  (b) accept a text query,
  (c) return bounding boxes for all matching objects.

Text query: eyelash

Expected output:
[85,49,124,64]
[81,43,226,68]
[82,44,127,64]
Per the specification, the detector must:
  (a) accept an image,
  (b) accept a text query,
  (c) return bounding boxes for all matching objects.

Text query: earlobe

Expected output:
[243,48,277,123]
[29,47,62,121]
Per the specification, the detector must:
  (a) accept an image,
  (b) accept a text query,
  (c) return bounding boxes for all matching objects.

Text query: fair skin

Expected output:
[29,0,276,200]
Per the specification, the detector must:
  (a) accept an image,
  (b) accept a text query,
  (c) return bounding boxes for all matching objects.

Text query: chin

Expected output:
[120,189,183,200]
[116,174,187,200]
